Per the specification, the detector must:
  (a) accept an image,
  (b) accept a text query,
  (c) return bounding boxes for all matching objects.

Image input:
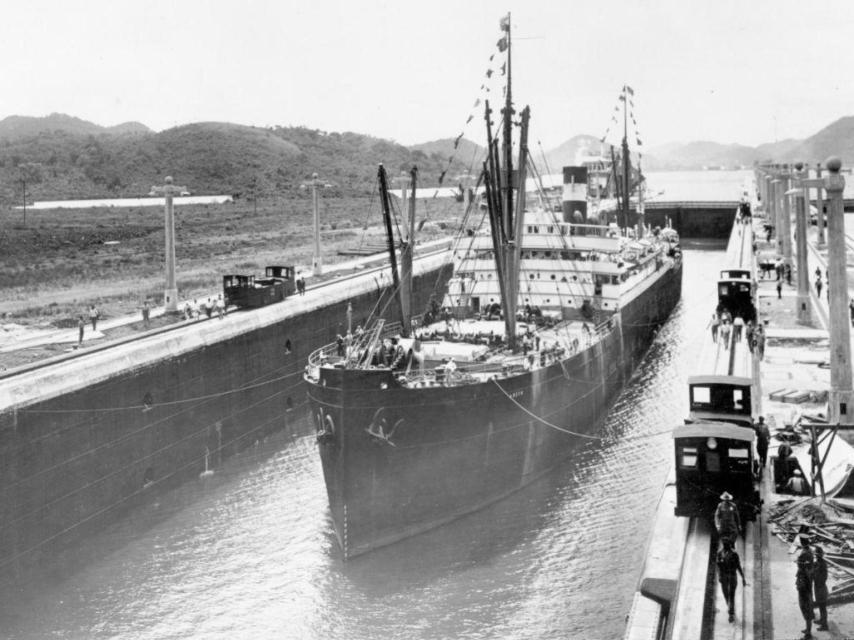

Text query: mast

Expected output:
[621,85,630,231]
[505,106,530,351]
[398,166,417,337]
[501,12,514,239]
[637,155,645,234]
[482,14,529,351]
[377,164,405,329]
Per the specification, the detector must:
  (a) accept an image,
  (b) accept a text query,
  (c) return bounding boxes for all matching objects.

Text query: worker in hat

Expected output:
[754,416,770,468]
[786,469,808,495]
[813,545,828,631]
[714,491,741,545]
[795,535,814,638]
[715,538,746,623]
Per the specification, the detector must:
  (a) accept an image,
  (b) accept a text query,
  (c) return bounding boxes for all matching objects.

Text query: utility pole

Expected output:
[301,173,328,277]
[392,172,411,222]
[21,176,26,228]
[815,163,825,246]
[455,173,475,214]
[789,163,810,324]
[150,176,187,313]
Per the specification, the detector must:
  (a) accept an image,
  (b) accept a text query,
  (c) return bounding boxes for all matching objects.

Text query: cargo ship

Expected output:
[304,16,683,559]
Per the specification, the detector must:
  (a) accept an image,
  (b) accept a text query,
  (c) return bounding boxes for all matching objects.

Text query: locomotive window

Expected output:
[679,446,698,468]
[732,389,744,410]
[692,386,711,406]
[706,451,721,472]
[718,284,728,296]
[728,447,751,472]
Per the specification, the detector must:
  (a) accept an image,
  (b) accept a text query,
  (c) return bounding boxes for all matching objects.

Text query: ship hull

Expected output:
[308,260,682,559]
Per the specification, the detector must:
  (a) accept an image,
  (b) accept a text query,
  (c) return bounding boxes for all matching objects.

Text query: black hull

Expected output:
[308,260,683,558]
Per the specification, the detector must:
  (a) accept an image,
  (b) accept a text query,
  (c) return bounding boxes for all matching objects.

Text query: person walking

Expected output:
[812,545,828,631]
[714,491,741,545]
[89,305,99,331]
[755,416,770,468]
[746,321,755,353]
[716,538,746,623]
[216,294,225,319]
[777,280,783,299]
[142,299,150,328]
[77,315,85,347]
[709,313,720,343]
[733,315,744,342]
[795,535,814,639]
[756,325,766,360]
[720,320,732,350]
[815,276,822,299]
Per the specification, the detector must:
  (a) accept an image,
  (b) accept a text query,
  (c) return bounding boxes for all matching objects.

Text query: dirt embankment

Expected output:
[0,196,463,327]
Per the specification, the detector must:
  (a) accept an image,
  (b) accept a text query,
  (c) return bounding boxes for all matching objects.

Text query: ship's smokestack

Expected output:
[562,166,588,223]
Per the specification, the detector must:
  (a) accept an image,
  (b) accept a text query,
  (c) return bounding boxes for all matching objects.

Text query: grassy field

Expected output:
[0,193,465,327]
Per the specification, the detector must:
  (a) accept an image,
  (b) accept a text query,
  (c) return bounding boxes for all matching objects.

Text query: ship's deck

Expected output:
[306,316,613,388]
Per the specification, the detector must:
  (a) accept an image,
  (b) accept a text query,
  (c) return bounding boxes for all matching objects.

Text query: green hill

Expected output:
[0,116,478,203]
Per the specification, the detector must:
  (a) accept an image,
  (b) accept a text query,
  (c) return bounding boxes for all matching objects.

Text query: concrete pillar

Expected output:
[150,175,187,313]
[781,169,794,266]
[771,178,783,249]
[824,157,854,425]
[816,163,825,246]
[164,188,178,312]
[311,173,322,277]
[766,173,773,218]
[792,163,811,324]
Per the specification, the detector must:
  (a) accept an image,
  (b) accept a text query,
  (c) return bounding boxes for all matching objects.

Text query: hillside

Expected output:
[543,135,608,172]
[643,140,756,170]
[784,117,854,165]
[0,113,152,139]
[410,138,486,169]
[0,117,475,202]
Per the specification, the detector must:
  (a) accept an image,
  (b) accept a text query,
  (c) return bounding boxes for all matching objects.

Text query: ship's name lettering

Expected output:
[508,390,524,399]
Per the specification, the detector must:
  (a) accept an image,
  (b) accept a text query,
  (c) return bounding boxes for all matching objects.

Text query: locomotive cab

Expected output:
[222,265,296,309]
[718,268,755,323]
[673,421,758,522]
[688,375,753,427]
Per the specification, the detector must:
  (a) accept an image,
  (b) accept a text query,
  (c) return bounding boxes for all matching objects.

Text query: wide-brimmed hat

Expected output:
[720,491,733,501]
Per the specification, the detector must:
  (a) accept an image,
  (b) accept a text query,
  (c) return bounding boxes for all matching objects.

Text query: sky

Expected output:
[3,0,854,152]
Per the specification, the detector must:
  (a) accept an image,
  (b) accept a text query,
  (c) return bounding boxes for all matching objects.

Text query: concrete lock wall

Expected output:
[643,205,737,239]
[0,262,452,577]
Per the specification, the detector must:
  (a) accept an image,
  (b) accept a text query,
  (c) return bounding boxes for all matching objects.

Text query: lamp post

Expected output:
[150,176,187,313]
[455,173,475,213]
[788,163,810,324]
[823,157,854,425]
[301,173,328,277]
